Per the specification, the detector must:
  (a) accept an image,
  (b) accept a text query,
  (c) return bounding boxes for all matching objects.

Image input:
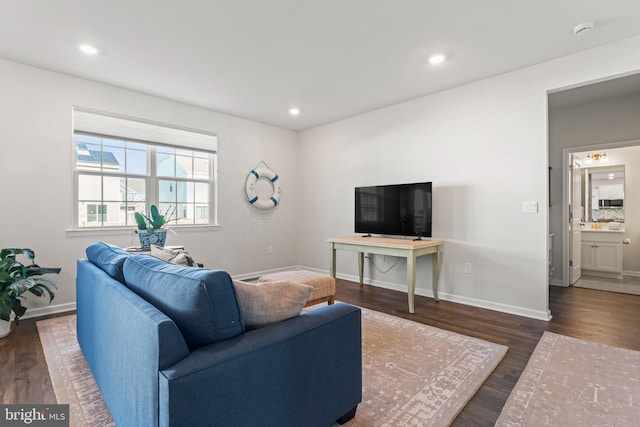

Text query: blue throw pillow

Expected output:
[123,255,244,347]
[85,242,130,283]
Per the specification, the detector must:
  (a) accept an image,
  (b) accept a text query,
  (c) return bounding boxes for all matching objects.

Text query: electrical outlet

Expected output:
[464,262,472,274]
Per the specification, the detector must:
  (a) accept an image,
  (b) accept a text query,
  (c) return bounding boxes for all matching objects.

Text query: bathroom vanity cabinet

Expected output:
[581,230,623,278]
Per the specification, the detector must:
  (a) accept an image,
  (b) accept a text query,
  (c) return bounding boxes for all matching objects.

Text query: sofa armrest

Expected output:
[159,303,362,427]
[77,259,190,427]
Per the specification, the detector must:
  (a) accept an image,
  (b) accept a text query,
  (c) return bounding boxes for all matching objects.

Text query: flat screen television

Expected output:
[355,182,432,238]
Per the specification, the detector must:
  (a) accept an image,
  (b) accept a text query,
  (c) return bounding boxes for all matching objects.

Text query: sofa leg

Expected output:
[336,406,357,424]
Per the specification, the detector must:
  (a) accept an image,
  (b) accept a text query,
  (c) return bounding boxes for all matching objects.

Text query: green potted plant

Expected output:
[0,248,60,338]
[134,204,175,248]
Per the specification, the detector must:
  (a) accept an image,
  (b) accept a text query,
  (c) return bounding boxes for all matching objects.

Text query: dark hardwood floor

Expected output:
[0,316,57,405]
[335,280,640,426]
[2,281,640,426]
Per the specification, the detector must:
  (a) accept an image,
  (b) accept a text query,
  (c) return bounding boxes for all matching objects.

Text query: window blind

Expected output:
[73,108,217,153]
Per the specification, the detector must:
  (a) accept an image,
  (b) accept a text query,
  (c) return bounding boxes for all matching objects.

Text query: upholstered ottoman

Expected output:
[258,269,336,307]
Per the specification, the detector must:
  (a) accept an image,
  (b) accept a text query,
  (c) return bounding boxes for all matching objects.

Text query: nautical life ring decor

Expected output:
[245,161,281,209]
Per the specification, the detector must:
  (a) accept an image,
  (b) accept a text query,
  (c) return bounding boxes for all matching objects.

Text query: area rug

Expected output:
[36,315,115,427]
[495,331,640,426]
[38,308,507,427]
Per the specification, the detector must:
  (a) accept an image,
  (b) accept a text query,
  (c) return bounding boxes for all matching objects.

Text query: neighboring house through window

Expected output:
[86,204,107,223]
[73,108,217,229]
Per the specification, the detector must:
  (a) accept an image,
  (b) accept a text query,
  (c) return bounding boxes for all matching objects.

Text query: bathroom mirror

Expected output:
[587,165,625,223]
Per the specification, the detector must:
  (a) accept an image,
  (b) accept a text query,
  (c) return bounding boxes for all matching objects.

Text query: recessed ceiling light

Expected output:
[429,54,446,65]
[573,21,594,36]
[289,107,300,116]
[79,44,99,56]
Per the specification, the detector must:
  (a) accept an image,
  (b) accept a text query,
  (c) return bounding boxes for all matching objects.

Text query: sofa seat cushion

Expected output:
[85,242,130,283]
[123,255,244,347]
[233,280,313,330]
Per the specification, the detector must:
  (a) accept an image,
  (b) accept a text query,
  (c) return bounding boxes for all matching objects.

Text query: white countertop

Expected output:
[581,228,625,233]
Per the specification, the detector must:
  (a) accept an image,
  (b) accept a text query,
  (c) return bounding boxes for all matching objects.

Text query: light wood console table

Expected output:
[327,236,443,313]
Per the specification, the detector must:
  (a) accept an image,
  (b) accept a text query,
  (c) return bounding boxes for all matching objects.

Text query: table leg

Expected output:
[330,244,336,278]
[358,252,364,285]
[432,248,440,301]
[407,254,416,313]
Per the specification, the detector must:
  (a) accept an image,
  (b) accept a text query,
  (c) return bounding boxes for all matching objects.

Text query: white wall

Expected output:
[5,35,640,321]
[0,58,299,317]
[549,92,640,279]
[297,35,640,320]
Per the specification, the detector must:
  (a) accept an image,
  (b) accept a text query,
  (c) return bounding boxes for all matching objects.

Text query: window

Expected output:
[73,108,217,229]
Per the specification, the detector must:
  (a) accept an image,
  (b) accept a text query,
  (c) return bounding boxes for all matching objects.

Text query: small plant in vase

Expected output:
[134,204,175,248]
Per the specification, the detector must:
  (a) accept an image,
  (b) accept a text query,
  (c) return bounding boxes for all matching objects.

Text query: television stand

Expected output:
[327,236,443,313]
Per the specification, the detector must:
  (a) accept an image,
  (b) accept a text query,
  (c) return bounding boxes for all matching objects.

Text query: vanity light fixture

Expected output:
[585,151,608,164]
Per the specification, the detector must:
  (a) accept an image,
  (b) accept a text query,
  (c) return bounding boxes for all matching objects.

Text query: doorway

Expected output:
[548,73,640,297]
[561,145,634,290]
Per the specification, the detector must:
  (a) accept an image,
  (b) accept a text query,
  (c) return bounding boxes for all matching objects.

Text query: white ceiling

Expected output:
[3,1,640,130]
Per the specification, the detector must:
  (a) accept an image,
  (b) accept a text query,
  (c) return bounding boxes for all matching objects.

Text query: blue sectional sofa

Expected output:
[77,242,362,427]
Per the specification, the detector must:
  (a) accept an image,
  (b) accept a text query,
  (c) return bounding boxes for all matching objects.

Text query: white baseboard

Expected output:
[21,302,76,320]
[582,270,624,280]
[623,270,640,278]
[440,292,552,321]
[232,265,310,281]
[328,270,552,321]
[44,265,553,323]
[550,279,565,287]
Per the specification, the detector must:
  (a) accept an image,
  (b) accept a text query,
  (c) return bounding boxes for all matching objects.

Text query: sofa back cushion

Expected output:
[85,242,130,284]
[123,255,244,347]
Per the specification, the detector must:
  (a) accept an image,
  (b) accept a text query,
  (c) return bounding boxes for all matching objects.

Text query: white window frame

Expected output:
[69,108,219,234]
